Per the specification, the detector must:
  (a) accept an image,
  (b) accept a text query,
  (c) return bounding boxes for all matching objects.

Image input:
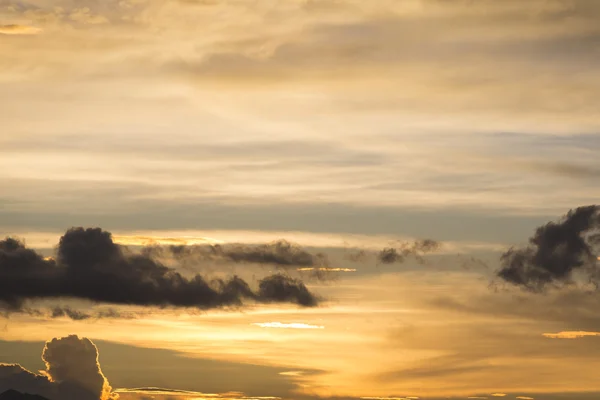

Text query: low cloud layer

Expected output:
[0,227,320,314]
[497,205,600,291]
[0,335,116,400]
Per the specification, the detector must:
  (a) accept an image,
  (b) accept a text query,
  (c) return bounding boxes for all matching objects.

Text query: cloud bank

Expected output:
[0,227,320,314]
[0,335,116,400]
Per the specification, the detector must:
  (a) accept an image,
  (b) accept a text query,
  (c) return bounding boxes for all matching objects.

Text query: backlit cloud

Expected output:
[0,227,321,314]
[0,24,41,35]
[251,322,324,330]
[497,205,600,291]
[542,331,600,339]
[0,335,117,400]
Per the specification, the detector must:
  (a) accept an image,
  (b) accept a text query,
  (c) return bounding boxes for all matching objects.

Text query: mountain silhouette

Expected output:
[0,390,50,400]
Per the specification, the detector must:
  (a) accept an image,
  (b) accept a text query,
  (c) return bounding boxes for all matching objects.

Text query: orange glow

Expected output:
[542,331,600,339]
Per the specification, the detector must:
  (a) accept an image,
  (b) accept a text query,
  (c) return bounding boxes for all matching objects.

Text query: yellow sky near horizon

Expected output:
[3,270,600,398]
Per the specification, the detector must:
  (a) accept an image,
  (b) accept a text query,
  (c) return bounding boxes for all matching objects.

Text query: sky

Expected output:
[0,0,600,400]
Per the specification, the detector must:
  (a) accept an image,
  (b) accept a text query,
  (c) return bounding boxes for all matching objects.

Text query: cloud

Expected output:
[50,306,92,321]
[542,331,600,339]
[296,268,356,272]
[257,274,318,307]
[496,205,600,291]
[143,239,338,283]
[115,387,282,400]
[149,239,329,269]
[0,335,117,400]
[376,239,440,265]
[0,227,320,315]
[0,25,41,35]
[68,8,109,25]
[345,249,368,263]
[114,235,224,246]
[251,322,324,329]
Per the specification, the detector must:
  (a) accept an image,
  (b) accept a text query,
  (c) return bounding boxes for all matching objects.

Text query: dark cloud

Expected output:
[377,248,402,264]
[148,239,329,268]
[215,240,328,268]
[497,205,600,292]
[0,335,116,400]
[0,228,321,316]
[376,239,441,265]
[50,307,91,321]
[144,240,334,283]
[257,274,318,307]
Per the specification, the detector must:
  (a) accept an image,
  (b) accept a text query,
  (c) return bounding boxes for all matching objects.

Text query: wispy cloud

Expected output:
[113,235,225,246]
[361,397,419,400]
[0,24,41,35]
[543,331,600,339]
[278,371,304,377]
[116,387,281,400]
[251,322,324,330]
[297,268,357,272]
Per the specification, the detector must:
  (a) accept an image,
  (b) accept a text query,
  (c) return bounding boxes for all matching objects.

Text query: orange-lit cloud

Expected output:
[297,268,357,272]
[361,397,419,400]
[0,24,41,35]
[542,331,600,339]
[251,322,324,329]
[0,335,116,400]
[113,235,224,246]
[116,387,281,400]
[278,371,304,377]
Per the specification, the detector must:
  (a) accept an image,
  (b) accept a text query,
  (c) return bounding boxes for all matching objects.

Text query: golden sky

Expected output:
[1,1,600,400]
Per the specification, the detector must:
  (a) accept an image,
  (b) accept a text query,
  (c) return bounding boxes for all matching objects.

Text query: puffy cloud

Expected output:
[257,274,318,307]
[497,205,600,291]
[0,227,320,315]
[0,335,117,400]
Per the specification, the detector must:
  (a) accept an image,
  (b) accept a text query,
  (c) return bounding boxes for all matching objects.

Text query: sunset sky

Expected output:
[1,1,600,400]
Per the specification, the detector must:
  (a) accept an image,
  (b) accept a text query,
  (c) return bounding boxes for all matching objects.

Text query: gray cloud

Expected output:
[0,228,320,315]
[143,239,335,283]
[497,205,600,292]
[150,239,329,269]
[376,239,441,265]
[0,335,116,400]
[50,306,92,321]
